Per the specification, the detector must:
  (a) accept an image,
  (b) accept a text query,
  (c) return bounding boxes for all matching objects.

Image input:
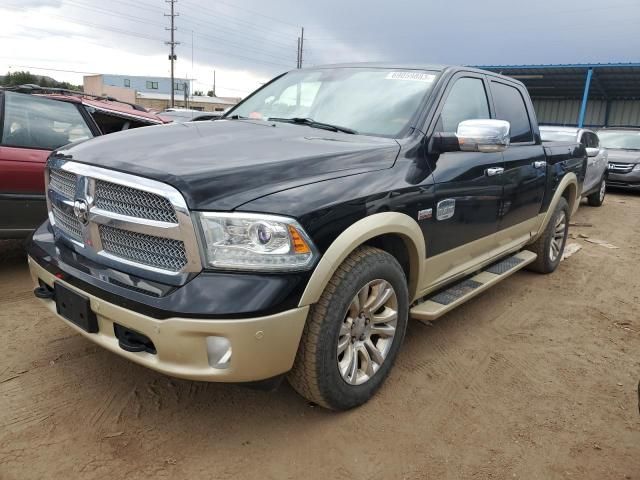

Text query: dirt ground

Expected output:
[0,192,639,480]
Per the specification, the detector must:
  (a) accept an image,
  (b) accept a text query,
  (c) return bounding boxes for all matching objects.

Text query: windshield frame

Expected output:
[597,129,640,150]
[224,67,441,139]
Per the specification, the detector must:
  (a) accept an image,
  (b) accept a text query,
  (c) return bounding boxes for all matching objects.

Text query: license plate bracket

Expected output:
[54,282,98,333]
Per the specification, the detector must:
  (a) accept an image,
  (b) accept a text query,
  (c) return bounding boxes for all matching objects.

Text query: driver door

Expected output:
[427,74,504,257]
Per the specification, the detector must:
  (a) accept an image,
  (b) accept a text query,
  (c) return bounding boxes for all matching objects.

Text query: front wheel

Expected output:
[587,177,606,207]
[525,197,569,273]
[288,246,409,410]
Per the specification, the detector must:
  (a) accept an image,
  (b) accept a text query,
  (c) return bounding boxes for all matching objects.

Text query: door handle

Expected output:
[485,167,504,176]
[533,160,547,169]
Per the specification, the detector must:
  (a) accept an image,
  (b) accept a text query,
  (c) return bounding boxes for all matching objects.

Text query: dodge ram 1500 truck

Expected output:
[28,64,586,410]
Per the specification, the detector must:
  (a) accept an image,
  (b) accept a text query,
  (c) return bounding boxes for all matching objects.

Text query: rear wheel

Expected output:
[587,177,606,207]
[288,246,409,410]
[525,197,569,273]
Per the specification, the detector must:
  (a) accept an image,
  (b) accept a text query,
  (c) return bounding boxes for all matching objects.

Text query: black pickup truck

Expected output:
[28,64,586,410]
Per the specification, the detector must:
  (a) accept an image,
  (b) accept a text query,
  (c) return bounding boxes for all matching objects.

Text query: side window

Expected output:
[1,92,94,150]
[438,77,490,132]
[587,132,599,148]
[491,82,534,143]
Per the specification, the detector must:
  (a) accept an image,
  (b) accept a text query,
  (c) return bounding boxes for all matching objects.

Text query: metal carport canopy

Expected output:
[473,63,640,127]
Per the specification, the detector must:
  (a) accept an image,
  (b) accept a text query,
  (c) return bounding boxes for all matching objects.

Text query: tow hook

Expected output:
[34,285,55,300]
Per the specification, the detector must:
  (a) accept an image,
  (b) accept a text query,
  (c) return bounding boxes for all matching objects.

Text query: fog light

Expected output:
[206,336,232,369]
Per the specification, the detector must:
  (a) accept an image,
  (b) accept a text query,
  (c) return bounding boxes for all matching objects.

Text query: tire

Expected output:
[525,197,569,274]
[288,246,409,410]
[587,177,606,207]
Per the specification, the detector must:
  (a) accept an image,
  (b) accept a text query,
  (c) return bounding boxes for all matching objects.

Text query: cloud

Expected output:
[1,0,639,97]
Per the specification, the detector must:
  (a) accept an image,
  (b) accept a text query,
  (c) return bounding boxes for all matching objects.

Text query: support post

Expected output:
[604,99,611,127]
[577,68,593,127]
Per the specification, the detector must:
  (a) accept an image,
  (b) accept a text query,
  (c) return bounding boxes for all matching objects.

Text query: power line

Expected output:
[179,0,297,41]
[2,3,292,70]
[42,0,296,64]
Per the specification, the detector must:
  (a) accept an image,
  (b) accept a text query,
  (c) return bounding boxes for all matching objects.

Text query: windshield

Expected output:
[227,68,439,137]
[539,129,577,142]
[597,130,640,150]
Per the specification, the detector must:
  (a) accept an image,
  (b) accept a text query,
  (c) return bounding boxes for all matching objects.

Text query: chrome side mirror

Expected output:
[586,147,599,158]
[456,119,511,153]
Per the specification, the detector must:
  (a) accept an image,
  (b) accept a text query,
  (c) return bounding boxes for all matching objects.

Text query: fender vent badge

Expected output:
[436,199,456,221]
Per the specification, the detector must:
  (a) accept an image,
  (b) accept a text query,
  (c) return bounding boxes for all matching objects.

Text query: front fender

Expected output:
[298,211,426,306]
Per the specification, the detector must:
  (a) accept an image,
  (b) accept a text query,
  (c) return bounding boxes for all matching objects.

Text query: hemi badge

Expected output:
[417,208,433,221]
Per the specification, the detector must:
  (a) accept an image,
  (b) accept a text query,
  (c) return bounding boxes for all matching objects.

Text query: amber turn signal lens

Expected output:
[288,225,311,254]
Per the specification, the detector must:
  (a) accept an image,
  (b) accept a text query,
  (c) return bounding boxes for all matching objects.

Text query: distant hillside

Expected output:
[1,71,82,91]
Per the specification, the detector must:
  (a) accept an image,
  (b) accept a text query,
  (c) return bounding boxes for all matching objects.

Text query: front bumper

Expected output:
[29,257,309,382]
[607,170,640,190]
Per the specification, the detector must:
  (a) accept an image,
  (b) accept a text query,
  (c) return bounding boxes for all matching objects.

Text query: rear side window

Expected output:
[1,92,93,150]
[438,77,490,132]
[491,82,533,143]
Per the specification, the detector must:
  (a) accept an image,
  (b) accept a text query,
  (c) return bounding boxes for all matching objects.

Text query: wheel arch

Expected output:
[298,212,426,307]
[531,172,579,242]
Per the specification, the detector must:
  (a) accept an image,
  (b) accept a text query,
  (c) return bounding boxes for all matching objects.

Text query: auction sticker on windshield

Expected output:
[386,71,436,83]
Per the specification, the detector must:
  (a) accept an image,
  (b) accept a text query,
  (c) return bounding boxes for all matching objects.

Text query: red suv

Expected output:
[0,87,168,239]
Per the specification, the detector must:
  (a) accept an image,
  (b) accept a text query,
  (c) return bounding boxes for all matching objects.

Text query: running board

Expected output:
[410,250,537,322]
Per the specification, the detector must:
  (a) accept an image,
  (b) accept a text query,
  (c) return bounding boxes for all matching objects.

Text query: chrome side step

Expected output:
[410,250,537,322]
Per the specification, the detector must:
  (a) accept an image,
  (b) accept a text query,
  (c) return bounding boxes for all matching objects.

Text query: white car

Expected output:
[540,126,609,206]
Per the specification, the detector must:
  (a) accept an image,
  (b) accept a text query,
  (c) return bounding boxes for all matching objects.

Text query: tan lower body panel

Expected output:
[28,257,309,383]
[418,216,541,298]
[411,250,537,321]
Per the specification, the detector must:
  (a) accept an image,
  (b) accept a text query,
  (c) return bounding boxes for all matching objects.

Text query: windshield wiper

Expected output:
[268,117,357,135]
[225,114,248,120]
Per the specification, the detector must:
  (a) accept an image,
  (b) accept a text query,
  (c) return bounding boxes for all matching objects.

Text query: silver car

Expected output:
[540,126,609,206]
[597,128,640,192]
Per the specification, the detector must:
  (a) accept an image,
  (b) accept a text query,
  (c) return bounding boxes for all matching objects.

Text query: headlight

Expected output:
[633,163,640,172]
[196,212,318,271]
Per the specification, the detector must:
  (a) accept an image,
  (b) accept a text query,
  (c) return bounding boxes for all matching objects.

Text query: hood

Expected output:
[56,120,400,210]
[606,148,640,163]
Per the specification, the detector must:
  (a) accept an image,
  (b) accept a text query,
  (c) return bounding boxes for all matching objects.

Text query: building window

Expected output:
[145,81,158,90]
[124,78,130,87]
[215,107,224,111]
[174,82,185,91]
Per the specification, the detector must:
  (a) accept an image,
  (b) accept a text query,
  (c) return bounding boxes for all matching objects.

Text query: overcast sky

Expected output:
[1,0,639,97]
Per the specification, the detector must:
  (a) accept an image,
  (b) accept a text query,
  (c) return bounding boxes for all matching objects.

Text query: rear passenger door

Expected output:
[490,80,546,231]
[428,74,504,256]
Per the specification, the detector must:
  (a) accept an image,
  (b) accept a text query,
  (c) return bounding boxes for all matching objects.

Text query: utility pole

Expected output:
[296,27,305,69]
[212,70,216,97]
[299,27,304,68]
[165,0,179,107]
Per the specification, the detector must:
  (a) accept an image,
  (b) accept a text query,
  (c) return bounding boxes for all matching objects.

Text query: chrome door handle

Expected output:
[485,167,504,176]
[533,160,547,169]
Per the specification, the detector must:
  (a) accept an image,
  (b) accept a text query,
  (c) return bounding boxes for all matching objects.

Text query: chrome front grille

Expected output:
[99,225,188,272]
[51,204,82,242]
[45,159,201,280]
[94,180,178,223]
[49,168,77,197]
[608,162,634,174]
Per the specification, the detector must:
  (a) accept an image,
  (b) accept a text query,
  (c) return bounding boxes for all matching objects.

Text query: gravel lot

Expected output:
[1,192,639,480]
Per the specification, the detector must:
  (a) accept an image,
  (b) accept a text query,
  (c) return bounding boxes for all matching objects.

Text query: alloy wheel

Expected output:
[337,279,398,385]
[549,210,567,262]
